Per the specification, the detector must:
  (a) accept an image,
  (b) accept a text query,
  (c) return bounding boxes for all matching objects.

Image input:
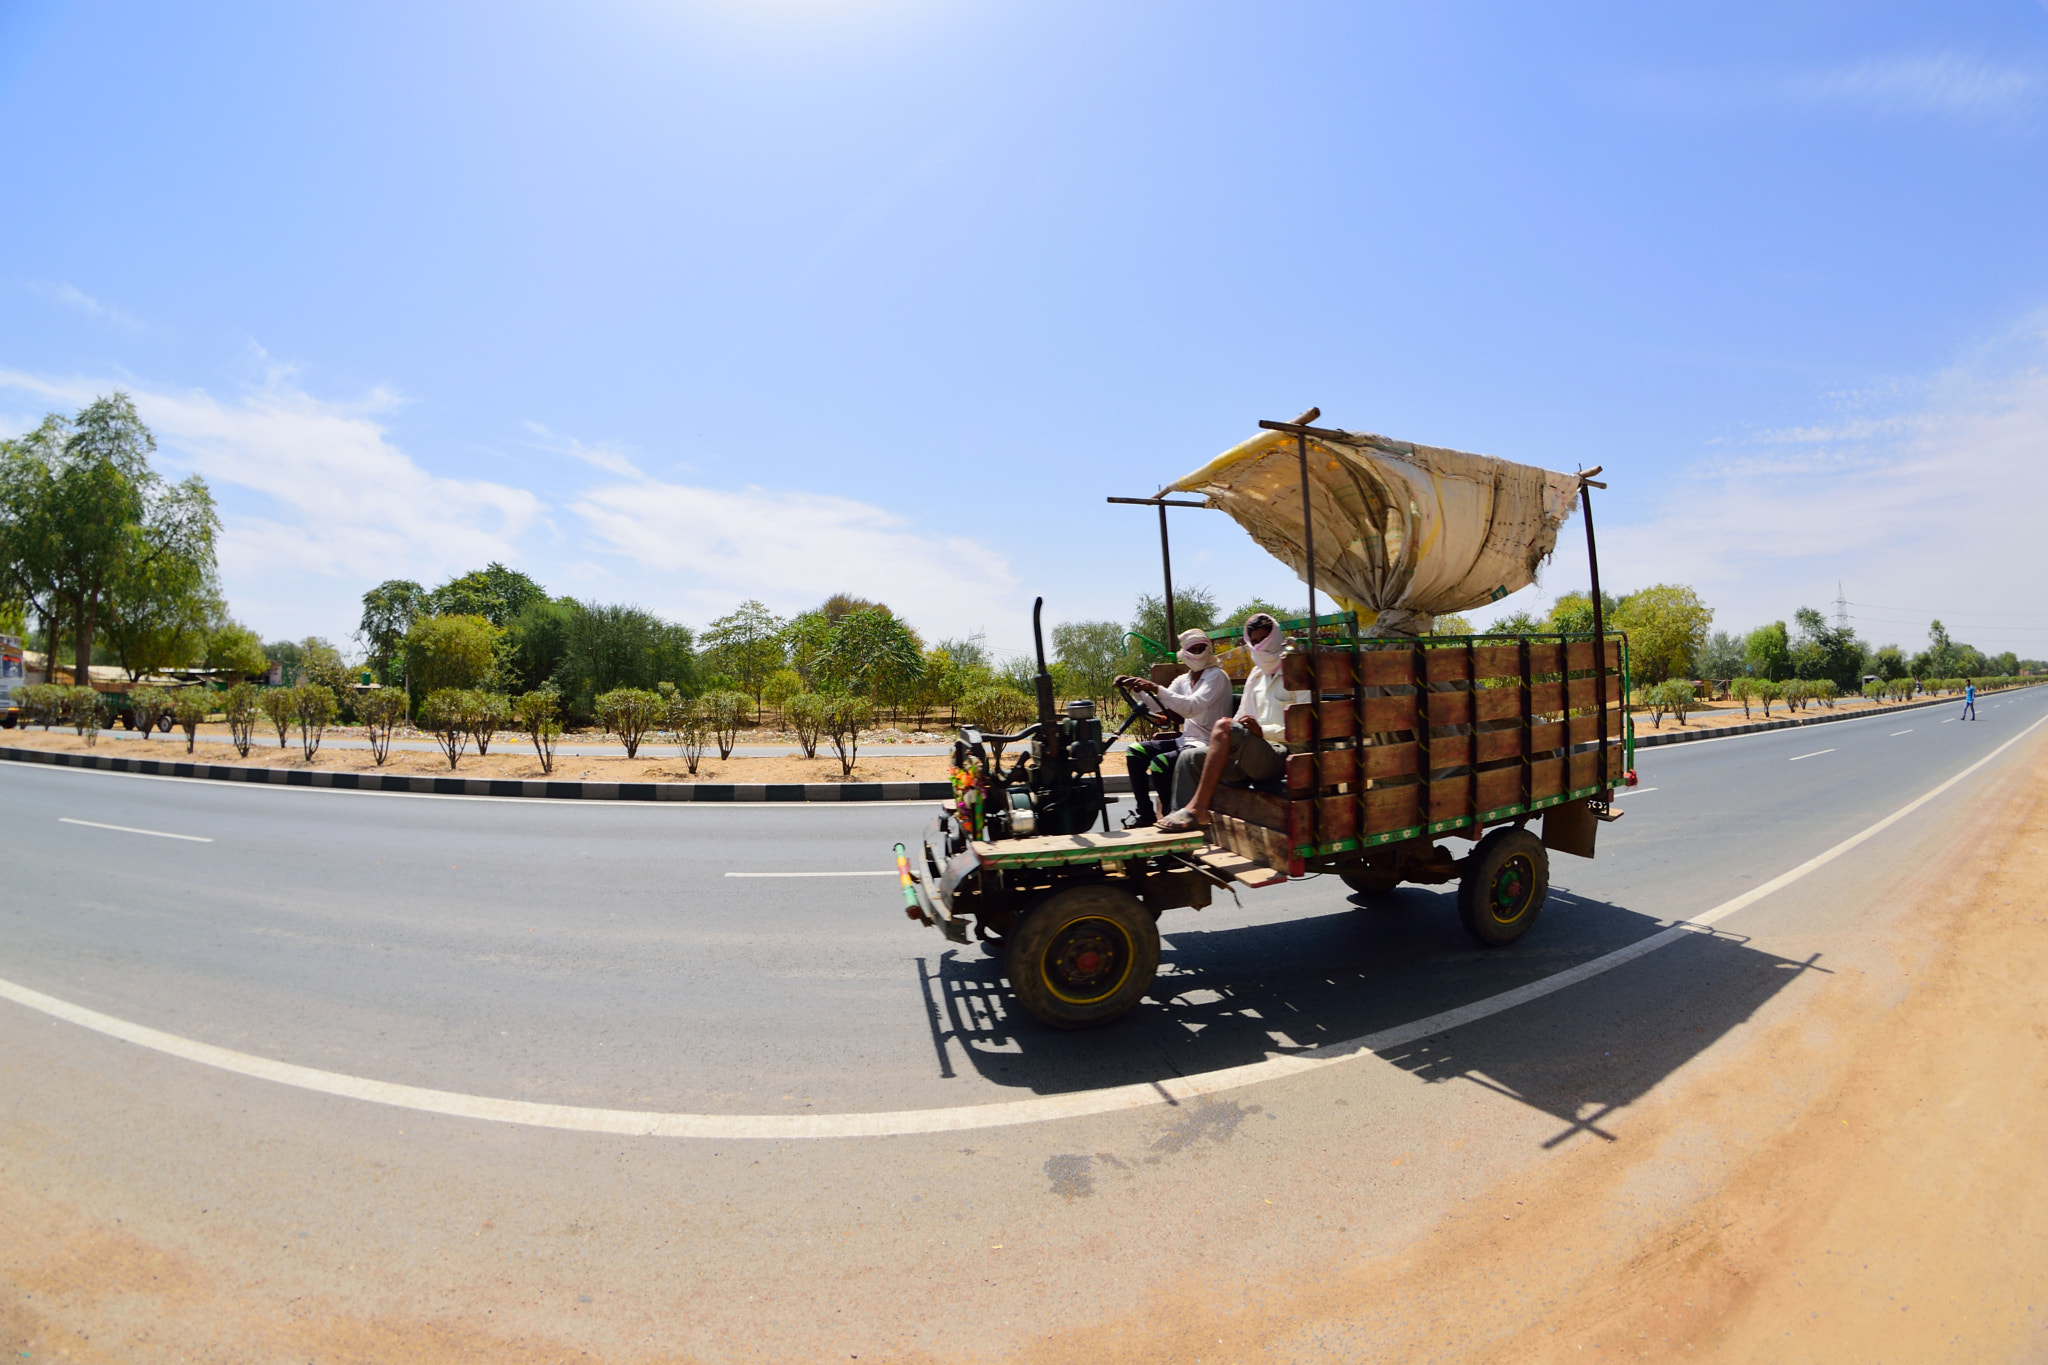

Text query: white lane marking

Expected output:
[4,709,2043,1142]
[1788,749,1836,761]
[1890,730,1914,736]
[1615,787,1658,796]
[57,817,212,843]
[1943,719,1957,723]
[725,871,897,878]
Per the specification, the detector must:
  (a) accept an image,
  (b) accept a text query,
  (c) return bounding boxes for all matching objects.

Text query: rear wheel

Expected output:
[1457,827,1548,947]
[1340,867,1401,896]
[157,714,174,733]
[1006,883,1160,1030]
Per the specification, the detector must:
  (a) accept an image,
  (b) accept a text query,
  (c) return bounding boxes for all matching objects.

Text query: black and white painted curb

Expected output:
[0,743,1141,803]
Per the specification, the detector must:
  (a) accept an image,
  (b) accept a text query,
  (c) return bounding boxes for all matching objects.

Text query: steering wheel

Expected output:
[1110,680,1164,741]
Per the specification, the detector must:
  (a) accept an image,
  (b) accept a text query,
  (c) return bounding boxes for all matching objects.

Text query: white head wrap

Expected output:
[1176,628,1215,674]
[1242,613,1286,675]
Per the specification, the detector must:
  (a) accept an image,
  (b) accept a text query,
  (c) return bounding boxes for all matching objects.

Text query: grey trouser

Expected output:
[1171,723,1285,810]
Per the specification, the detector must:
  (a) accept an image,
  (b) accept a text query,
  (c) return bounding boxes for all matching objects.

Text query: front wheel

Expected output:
[1457,827,1549,947]
[1006,883,1160,1030]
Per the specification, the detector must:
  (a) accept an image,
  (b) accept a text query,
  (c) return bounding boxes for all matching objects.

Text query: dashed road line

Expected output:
[1788,749,1836,762]
[725,870,897,878]
[57,817,212,843]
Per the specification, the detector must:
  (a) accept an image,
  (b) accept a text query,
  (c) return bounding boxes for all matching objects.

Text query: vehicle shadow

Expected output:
[916,884,1823,1143]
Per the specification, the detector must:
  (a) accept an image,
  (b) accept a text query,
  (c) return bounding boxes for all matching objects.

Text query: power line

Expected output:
[1849,601,2048,622]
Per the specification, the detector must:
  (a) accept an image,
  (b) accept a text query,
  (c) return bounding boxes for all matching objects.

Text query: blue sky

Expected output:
[4,1,2047,660]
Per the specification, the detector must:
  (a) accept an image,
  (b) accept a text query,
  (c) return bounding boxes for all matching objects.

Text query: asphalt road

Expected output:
[2,683,2041,1361]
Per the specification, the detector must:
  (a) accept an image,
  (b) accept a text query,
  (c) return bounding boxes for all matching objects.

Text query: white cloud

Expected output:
[520,420,642,478]
[1473,317,2048,658]
[570,478,1020,639]
[0,369,542,642]
[1789,54,2038,119]
[26,280,146,332]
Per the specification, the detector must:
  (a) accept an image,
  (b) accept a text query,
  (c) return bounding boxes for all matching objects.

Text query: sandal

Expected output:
[1154,808,1206,833]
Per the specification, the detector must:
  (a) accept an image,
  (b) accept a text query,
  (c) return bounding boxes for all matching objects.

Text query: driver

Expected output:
[1114,628,1233,827]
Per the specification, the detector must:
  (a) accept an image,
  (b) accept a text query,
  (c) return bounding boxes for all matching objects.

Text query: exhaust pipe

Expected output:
[1032,597,1062,763]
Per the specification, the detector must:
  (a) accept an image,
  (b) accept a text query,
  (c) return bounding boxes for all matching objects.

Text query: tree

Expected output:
[297,636,354,719]
[1788,607,1863,691]
[595,687,665,759]
[1744,622,1790,682]
[223,682,260,757]
[293,683,337,760]
[172,689,210,754]
[206,623,268,680]
[1220,598,1292,632]
[701,690,749,760]
[1695,630,1746,681]
[782,611,837,687]
[1869,644,1906,681]
[820,592,885,623]
[961,684,1035,734]
[821,695,874,776]
[418,689,474,769]
[817,608,923,708]
[702,599,787,712]
[1545,591,1621,637]
[356,687,407,765]
[1431,614,1477,637]
[258,687,295,747]
[467,691,510,756]
[402,614,500,701]
[128,686,175,739]
[783,693,826,759]
[761,668,804,717]
[670,695,712,774]
[556,603,691,716]
[263,638,304,685]
[427,563,546,626]
[1483,609,1547,636]
[499,597,576,695]
[358,580,427,684]
[99,478,222,682]
[1052,620,1127,709]
[512,689,563,774]
[1611,584,1713,685]
[1132,586,1218,652]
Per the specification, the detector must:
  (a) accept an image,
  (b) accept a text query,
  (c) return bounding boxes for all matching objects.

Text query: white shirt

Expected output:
[1236,667,1309,738]
[1148,665,1234,734]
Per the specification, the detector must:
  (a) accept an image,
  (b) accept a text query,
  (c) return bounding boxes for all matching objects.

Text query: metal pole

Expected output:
[1581,476,1608,771]
[1297,432,1316,640]
[1158,501,1176,644]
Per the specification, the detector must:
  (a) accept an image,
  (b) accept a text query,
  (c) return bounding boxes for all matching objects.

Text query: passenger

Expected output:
[1114,628,1233,827]
[1156,612,1309,831]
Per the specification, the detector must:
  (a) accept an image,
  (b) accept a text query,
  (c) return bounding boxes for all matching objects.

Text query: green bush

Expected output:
[17,683,66,729]
[129,686,175,738]
[467,691,511,757]
[961,684,1035,735]
[69,686,105,743]
[1643,678,1695,727]
[293,683,337,759]
[594,686,665,760]
[700,689,749,760]
[1729,676,1759,719]
[669,695,711,775]
[512,689,563,775]
[172,689,211,754]
[822,694,875,776]
[258,687,295,748]
[356,687,408,766]
[1756,679,1782,717]
[783,693,826,759]
[223,682,260,757]
[419,688,473,769]
[761,668,803,717]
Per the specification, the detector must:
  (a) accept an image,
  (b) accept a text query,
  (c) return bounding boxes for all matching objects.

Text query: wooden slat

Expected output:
[1476,765,1521,812]
[1470,644,1521,680]
[1315,794,1358,843]
[1530,756,1564,801]
[1364,784,1421,833]
[1425,691,1474,728]
[1194,847,1287,888]
[1210,812,1293,870]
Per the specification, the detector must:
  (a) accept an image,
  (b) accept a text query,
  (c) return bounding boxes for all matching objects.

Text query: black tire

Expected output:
[1457,827,1548,947]
[118,713,135,731]
[1340,867,1401,896]
[157,714,174,733]
[1005,883,1160,1030]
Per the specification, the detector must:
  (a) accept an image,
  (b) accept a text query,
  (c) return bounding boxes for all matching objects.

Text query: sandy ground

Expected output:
[0,726,954,784]
[1635,690,1968,734]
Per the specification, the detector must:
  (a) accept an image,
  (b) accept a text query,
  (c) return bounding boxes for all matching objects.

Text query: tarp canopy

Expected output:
[1168,426,1583,637]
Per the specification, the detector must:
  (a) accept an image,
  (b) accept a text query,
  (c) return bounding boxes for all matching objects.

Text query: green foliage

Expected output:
[760,668,803,715]
[173,688,211,754]
[223,681,260,757]
[16,682,66,728]
[782,692,826,759]
[128,686,175,738]
[703,599,787,708]
[511,689,563,774]
[1743,621,1790,681]
[1869,644,1907,681]
[1132,586,1219,648]
[1545,591,1620,636]
[1755,678,1782,716]
[418,688,475,769]
[1052,620,1127,710]
[428,563,546,627]
[100,481,222,681]
[296,636,354,721]
[467,691,511,756]
[263,638,304,685]
[699,689,749,760]
[403,614,501,697]
[819,592,885,623]
[594,686,666,759]
[1642,678,1695,727]
[1729,675,1759,718]
[1788,606,1864,690]
[821,694,874,776]
[357,580,427,684]
[555,602,696,716]
[292,683,337,759]
[68,685,104,742]
[961,684,1035,735]
[258,686,295,748]
[782,611,836,688]
[1481,609,1547,636]
[1612,585,1713,685]
[1431,613,1477,636]
[355,687,408,765]
[1219,598,1293,633]
[817,608,923,711]
[499,597,576,695]
[1695,629,1745,680]
[205,623,268,679]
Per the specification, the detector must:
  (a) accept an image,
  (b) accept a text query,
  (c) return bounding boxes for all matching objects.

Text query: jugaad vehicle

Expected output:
[894,412,1638,1030]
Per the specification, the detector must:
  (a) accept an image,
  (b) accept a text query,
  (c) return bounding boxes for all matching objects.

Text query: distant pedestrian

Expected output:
[1962,680,1976,721]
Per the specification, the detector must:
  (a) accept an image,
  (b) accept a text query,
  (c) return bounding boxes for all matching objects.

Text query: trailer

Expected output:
[894,412,1637,1030]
